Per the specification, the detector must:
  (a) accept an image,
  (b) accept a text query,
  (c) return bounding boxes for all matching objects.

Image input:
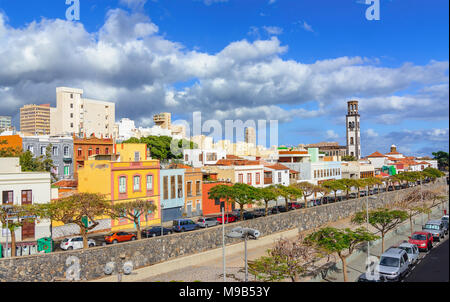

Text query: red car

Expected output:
[104,231,137,244]
[408,231,433,251]
[216,214,237,224]
[288,202,303,210]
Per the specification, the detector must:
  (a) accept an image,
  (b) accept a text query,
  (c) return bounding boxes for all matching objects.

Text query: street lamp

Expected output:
[226,227,260,282]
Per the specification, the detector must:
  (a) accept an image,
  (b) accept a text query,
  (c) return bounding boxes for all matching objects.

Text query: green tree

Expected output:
[432,151,449,171]
[341,155,356,161]
[41,193,111,249]
[352,208,408,253]
[258,186,278,216]
[208,184,234,216]
[422,167,445,183]
[295,182,323,208]
[305,227,379,282]
[321,180,346,202]
[275,185,303,211]
[337,179,358,200]
[248,235,322,282]
[108,199,157,240]
[230,183,261,221]
[395,188,432,236]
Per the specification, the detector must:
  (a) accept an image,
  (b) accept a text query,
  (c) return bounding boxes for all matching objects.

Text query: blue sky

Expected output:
[0,0,448,156]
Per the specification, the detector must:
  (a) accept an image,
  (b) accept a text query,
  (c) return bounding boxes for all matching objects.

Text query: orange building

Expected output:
[201,181,233,216]
[73,134,114,178]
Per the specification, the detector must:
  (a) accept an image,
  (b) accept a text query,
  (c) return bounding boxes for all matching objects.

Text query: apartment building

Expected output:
[160,165,185,222]
[0,116,12,131]
[50,87,115,138]
[20,104,51,135]
[73,134,114,178]
[183,148,227,167]
[22,135,74,180]
[263,163,290,187]
[0,158,51,244]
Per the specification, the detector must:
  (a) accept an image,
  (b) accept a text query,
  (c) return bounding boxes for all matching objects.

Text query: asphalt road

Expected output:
[404,237,449,282]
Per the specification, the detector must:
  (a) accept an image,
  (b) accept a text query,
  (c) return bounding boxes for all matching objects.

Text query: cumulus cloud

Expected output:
[325,130,339,140]
[262,26,283,36]
[0,8,448,134]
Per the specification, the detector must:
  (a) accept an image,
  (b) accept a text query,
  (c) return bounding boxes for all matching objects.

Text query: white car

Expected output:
[397,242,420,266]
[60,236,96,250]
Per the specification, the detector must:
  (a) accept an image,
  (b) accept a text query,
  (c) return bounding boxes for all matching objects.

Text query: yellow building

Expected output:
[78,155,161,231]
[114,143,149,162]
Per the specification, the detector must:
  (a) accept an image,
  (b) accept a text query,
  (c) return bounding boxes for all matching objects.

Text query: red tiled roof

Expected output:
[264,163,290,170]
[385,151,401,155]
[53,180,78,188]
[215,159,261,166]
[367,151,385,158]
[279,151,309,155]
[289,169,299,174]
[226,155,243,160]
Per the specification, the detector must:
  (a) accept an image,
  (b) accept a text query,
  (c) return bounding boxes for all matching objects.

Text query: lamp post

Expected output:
[222,207,226,283]
[226,227,260,282]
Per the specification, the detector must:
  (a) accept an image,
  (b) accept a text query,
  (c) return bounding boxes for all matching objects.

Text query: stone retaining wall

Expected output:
[0,180,445,282]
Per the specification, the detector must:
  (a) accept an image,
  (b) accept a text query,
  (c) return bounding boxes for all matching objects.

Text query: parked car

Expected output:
[349,193,357,199]
[441,215,449,223]
[217,214,238,224]
[271,205,287,214]
[141,226,172,237]
[422,220,445,242]
[376,247,410,282]
[440,220,449,235]
[104,232,137,244]
[251,208,266,217]
[197,217,220,228]
[60,236,96,250]
[397,242,420,266]
[408,231,433,251]
[172,219,200,232]
[288,202,303,210]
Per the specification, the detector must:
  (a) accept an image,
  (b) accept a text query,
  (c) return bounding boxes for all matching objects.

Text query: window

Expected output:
[40,146,46,155]
[119,176,127,194]
[178,175,183,198]
[187,181,193,197]
[133,176,141,191]
[64,166,70,176]
[105,147,109,154]
[134,152,140,161]
[185,154,189,162]
[21,190,32,205]
[78,148,83,157]
[238,174,243,183]
[247,173,252,185]
[70,123,74,128]
[70,94,73,99]
[88,148,93,156]
[2,191,13,205]
[278,172,282,183]
[255,173,260,185]
[350,137,354,145]
[64,146,69,157]
[70,113,73,118]
[196,180,201,196]
[163,176,169,200]
[95,148,100,155]
[70,103,73,108]
[27,145,34,154]
[52,146,58,156]
[170,176,176,199]
[199,153,203,162]
[314,170,317,178]
[146,175,153,191]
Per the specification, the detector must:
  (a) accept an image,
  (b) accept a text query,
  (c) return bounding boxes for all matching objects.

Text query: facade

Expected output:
[21,135,74,180]
[263,164,290,187]
[171,164,203,217]
[114,143,149,162]
[160,166,185,222]
[201,181,233,215]
[153,112,171,129]
[0,158,51,244]
[245,127,256,146]
[20,104,51,135]
[183,149,227,167]
[367,151,389,171]
[50,87,115,138]
[346,100,361,159]
[73,134,114,178]
[341,161,375,179]
[0,116,12,131]
[203,159,265,188]
[305,142,347,157]
[77,157,161,231]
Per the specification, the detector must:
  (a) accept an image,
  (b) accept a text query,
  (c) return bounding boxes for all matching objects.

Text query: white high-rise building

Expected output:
[50,87,115,138]
[346,100,361,159]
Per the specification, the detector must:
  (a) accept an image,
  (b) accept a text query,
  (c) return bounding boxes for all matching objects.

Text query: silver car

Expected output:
[422,220,445,242]
[377,248,410,282]
[397,242,420,266]
[197,217,219,228]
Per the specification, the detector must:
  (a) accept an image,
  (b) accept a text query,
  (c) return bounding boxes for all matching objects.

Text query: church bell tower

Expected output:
[346,100,361,159]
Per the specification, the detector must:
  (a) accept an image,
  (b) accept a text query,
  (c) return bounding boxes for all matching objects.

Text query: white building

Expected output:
[0,158,52,244]
[50,87,115,138]
[183,149,227,167]
[263,164,290,187]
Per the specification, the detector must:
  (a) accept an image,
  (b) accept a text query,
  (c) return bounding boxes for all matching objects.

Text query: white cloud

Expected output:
[262,26,283,36]
[302,21,314,32]
[119,0,147,10]
[325,130,339,140]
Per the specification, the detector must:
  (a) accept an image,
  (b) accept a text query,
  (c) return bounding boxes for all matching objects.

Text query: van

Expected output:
[422,220,445,242]
[172,219,199,232]
[377,247,410,281]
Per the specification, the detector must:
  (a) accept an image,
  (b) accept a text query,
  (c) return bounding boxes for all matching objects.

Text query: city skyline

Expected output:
[0,0,448,157]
